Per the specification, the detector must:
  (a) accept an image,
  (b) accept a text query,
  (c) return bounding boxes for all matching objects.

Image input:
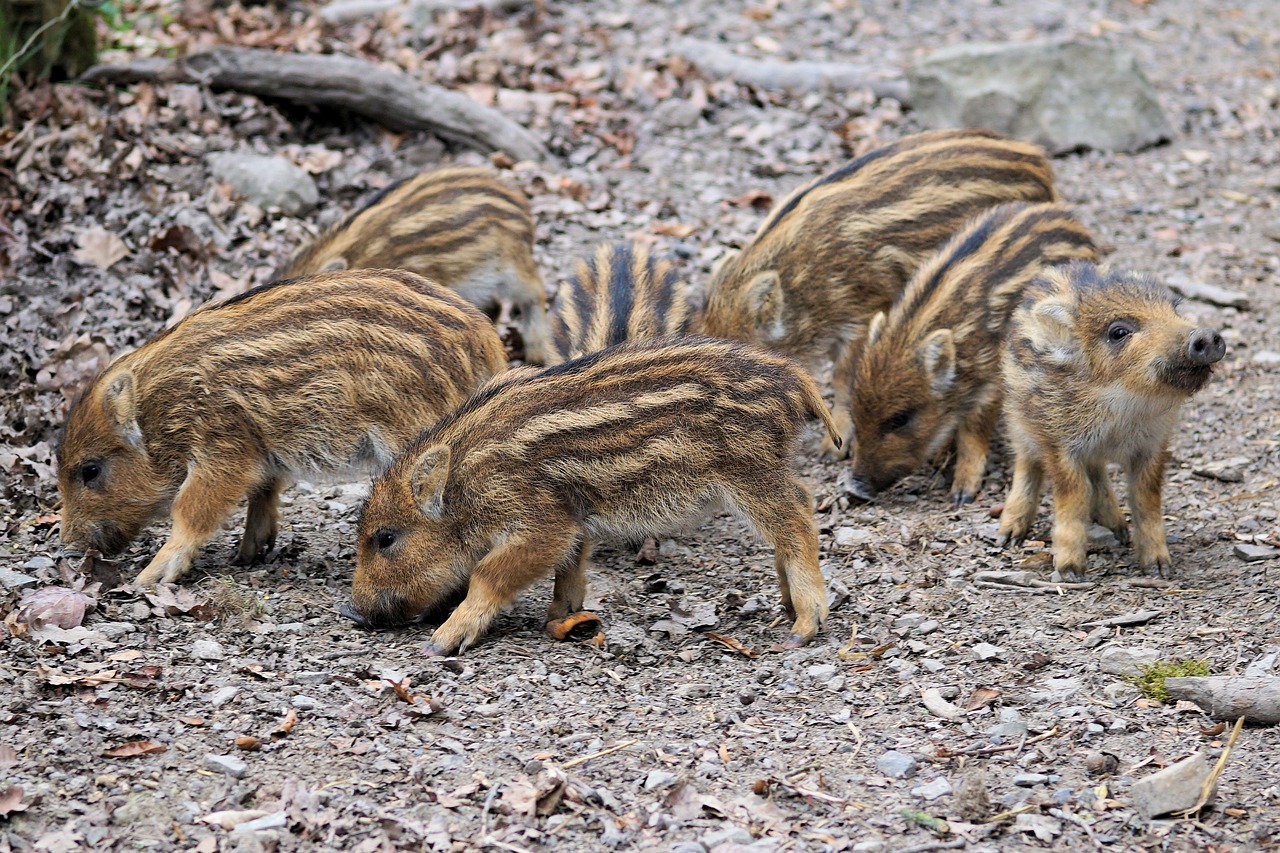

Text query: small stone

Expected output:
[989,720,1028,741]
[22,556,55,571]
[702,827,753,848]
[671,843,707,853]
[294,671,329,685]
[911,777,953,800]
[1099,646,1161,677]
[914,620,940,636]
[1085,751,1120,776]
[290,695,320,710]
[676,683,712,698]
[1251,351,1280,365]
[852,843,886,853]
[206,152,319,216]
[0,569,38,590]
[834,527,875,548]
[1130,751,1216,818]
[192,639,226,661]
[1087,524,1119,548]
[1193,457,1250,483]
[204,754,248,779]
[921,659,945,673]
[971,642,1005,661]
[209,686,239,708]
[652,97,703,129]
[1013,773,1049,787]
[806,664,838,681]
[644,769,678,790]
[876,750,918,779]
[1235,544,1280,563]
[893,613,927,629]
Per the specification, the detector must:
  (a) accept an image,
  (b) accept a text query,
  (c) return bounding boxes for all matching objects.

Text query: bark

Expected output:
[1164,676,1280,724]
[81,47,550,163]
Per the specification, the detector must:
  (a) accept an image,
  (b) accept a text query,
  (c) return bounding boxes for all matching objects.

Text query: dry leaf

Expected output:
[16,586,95,630]
[726,189,773,209]
[73,227,129,269]
[146,585,215,620]
[271,709,298,739]
[545,611,603,641]
[965,687,1001,712]
[0,745,17,768]
[36,333,112,398]
[652,221,697,238]
[704,632,758,658]
[102,740,168,758]
[235,736,261,751]
[0,785,27,817]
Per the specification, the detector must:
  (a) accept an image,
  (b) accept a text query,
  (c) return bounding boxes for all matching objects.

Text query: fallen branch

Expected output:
[560,738,637,770]
[1164,676,1280,723]
[674,38,909,103]
[81,47,549,163]
[319,0,529,25]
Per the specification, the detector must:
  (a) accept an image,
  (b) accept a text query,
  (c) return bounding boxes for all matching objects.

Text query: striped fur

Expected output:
[57,270,508,586]
[848,203,1098,504]
[999,262,1225,580]
[548,242,698,363]
[278,166,552,364]
[702,129,1058,454]
[349,337,841,654]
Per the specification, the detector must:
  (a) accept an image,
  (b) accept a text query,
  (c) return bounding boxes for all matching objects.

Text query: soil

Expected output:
[2,1,1280,851]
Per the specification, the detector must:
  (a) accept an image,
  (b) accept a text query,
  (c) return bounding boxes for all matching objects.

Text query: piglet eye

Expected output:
[1107,321,1135,343]
[80,461,102,486]
[373,529,397,551]
[882,410,914,434]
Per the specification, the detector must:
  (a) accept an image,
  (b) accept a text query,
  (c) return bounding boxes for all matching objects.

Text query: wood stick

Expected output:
[1164,676,1280,723]
[561,738,637,769]
[81,47,550,163]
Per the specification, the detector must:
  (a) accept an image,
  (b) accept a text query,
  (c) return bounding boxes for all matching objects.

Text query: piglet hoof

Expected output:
[545,611,603,641]
[422,642,455,657]
[338,601,366,626]
[951,491,974,509]
[1051,566,1085,584]
[776,632,815,650]
[1143,559,1174,580]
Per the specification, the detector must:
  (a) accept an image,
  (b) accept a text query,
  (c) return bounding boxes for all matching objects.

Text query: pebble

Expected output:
[806,664,838,681]
[1130,751,1216,818]
[22,556,55,571]
[921,659,945,673]
[876,750,918,779]
[1251,350,1280,365]
[834,527,875,548]
[1051,788,1074,804]
[204,754,249,779]
[206,152,319,216]
[0,569,37,590]
[971,642,1005,661]
[290,695,320,710]
[893,612,927,629]
[1087,524,1118,548]
[672,843,708,853]
[702,827,753,848]
[914,620,940,636]
[989,720,1028,741]
[852,843,886,853]
[192,639,226,661]
[209,687,240,708]
[643,769,678,790]
[911,777,953,800]
[1099,646,1161,677]
[294,671,329,685]
[1013,773,1049,787]
[1235,544,1280,562]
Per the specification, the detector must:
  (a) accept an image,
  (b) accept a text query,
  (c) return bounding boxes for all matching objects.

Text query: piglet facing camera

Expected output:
[57,270,508,587]
[998,262,1225,580]
[350,337,841,655]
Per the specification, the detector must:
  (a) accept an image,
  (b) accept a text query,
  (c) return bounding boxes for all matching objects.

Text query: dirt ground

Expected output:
[3,1,1280,851]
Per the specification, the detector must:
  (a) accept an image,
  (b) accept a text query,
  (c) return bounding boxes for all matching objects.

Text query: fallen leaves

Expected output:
[704,632,757,658]
[72,227,130,270]
[651,221,697,238]
[13,585,97,630]
[0,785,26,817]
[36,333,113,400]
[145,585,216,620]
[102,740,168,758]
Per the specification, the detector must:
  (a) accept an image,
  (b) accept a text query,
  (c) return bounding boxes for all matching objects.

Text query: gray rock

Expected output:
[1129,751,1215,819]
[908,39,1173,153]
[989,720,1028,741]
[209,686,240,708]
[205,754,249,779]
[1251,351,1280,365]
[652,98,703,130]
[701,828,753,848]
[834,527,875,548]
[914,620,941,636]
[893,612,927,629]
[291,695,321,709]
[1087,524,1119,548]
[806,664,838,681]
[971,642,1005,661]
[1166,274,1251,310]
[876,750,918,779]
[1013,773,1049,787]
[207,152,319,216]
[1099,646,1161,677]
[672,844,707,853]
[23,555,55,571]
[1235,544,1280,563]
[911,776,953,800]
[192,639,226,661]
[0,569,38,590]
[644,769,678,790]
[852,843,886,853]
[1193,457,1250,483]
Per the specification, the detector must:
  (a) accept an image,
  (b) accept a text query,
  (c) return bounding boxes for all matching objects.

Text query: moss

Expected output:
[1127,659,1211,703]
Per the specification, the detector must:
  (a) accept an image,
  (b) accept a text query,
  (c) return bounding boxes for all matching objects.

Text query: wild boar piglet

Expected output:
[57,270,507,586]
[998,262,1225,580]
[278,165,551,363]
[348,337,841,655]
[702,128,1058,454]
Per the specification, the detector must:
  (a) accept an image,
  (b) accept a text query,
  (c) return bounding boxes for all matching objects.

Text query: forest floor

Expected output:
[2,1,1279,851]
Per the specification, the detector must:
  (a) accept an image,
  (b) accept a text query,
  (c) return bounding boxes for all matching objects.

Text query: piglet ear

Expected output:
[746,271,785,342]
[920,329,956,396]
[866,312,888,347]
[104,372,144,451]
[1027,299,1076,346]
[410,445,451,520]
[321,256,348,273]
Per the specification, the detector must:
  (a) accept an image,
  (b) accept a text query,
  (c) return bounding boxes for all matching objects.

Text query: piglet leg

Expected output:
[426,526,580,655]
[236,477,284,565]
[135,463,263,586]
[1128,447,1173,577]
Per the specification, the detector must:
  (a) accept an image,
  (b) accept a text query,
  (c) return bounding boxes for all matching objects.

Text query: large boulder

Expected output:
[908,40,1173,153]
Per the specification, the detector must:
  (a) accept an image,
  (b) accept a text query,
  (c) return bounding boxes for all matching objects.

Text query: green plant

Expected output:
[1127,659,1212,703]
[1,0,105,121]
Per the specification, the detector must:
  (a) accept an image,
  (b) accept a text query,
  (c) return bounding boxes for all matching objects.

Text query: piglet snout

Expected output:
[1187,328,1225,366]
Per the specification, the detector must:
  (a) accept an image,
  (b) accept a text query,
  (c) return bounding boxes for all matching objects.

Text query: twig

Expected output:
[894,839,965,853]
[1179,716,1244,817]
[480,783,501,835]
[984,802,1037,823]
[1049,807,1105,851]
[561,738,637,769]
[936,726,1060,758]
